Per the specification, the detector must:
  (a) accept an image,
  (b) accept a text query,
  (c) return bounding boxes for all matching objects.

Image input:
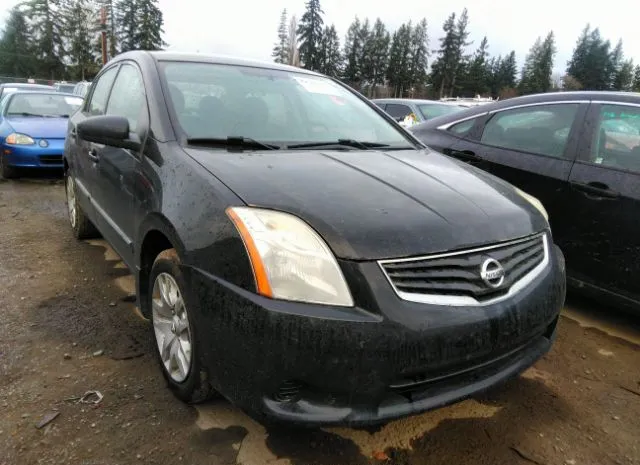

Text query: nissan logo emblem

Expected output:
[480,258,505,288]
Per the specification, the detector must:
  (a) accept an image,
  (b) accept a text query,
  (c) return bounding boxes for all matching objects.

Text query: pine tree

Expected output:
[520,37,542,94]
[566,25,613,90]
[367,18,390,97]
[272,9,289,64]
[429,12,462,98]
[633,65,640,92]
[450,8,472,96]
[614,59,634,91]
[24,0,66,80]
[63,0,97,80]
[136,0,166,50]
[462,36,489,96]
[408,18,429,96]
[296,0,324,71]
[317,24,341,77]
[520,32,556,94]
[343,17,363,86]
[95,0,118,60]
[386,23,413,97]
[0,7,35,77]
[116,0,137,52]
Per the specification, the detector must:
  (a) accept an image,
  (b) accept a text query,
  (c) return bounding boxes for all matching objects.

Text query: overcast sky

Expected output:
[2,0,639,75]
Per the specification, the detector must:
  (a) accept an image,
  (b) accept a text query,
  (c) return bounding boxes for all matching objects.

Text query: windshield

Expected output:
[160,61,414,149]
[6,93,83,117]
[418,103,464,120]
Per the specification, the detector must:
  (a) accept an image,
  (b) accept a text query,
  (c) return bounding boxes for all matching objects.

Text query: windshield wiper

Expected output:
[186,136,280,151]
[287,139,391,150]
[8,112,45,117]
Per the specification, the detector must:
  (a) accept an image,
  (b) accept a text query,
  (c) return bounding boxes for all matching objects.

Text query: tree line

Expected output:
[0,0,166,81]
[278,0,640,98]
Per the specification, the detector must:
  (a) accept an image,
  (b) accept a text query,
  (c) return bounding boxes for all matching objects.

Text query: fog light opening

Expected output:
[274,380,303,403]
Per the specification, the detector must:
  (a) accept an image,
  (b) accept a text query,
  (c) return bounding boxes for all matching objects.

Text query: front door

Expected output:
[565,101,640,303]
[70,65,120,224]
[92,62,149,268]
[464,102,588,248]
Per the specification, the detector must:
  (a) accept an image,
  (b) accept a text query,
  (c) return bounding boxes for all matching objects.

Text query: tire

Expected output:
[65,173,99,239]
[0,156,18,179]
[149,249,215,404]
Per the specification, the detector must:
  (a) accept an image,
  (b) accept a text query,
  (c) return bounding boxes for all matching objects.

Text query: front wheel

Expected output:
[0,155,18,179]
[65,173,99,239]
[149,249,216,404]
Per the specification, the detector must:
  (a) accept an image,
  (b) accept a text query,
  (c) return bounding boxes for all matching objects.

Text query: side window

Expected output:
[385,104,412,120]
[591,104,640,172]
[87,66,118,115]
[448,118,476,136]
[106,64,146,132]
[480,104,579,158]
[373,102,386,110]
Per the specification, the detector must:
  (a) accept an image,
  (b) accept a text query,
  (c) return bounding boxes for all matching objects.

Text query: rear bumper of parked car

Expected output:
[1,139,65,168]
[182,243,566,427]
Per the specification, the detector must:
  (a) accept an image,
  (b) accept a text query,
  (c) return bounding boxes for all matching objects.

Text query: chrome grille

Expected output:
[379,233,548,306]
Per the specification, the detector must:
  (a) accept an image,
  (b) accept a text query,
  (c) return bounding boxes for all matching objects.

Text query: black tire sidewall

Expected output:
[148,253,209,403]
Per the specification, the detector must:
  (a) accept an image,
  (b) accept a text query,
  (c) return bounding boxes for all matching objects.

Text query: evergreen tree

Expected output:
[614,59,634,91]
[366,18,390,97]
[136,0,166,50]
[386,23,412,97]
[296,0,324,71]
[63,0,98,80]
[607,39,623,88]
[633,65,640,92]
[429,12,457,98]
[408,18,429,95]
[95,0,118,60]
[520,32,556,94]
[116,0,137,52]
[450,8,472,95]
[357,18,373,87]
[0,7,35,77]
[462,36,489,96]
[272,9,289,64]
[566,25,613,90]
[317,24,341,77]
[24,0,66,80]
[342,17,363,86]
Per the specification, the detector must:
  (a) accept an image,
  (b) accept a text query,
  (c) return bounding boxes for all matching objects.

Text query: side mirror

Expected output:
[77,115,141,151]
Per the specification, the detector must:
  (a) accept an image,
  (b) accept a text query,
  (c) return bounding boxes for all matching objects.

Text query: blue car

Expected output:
[0,91,84,178]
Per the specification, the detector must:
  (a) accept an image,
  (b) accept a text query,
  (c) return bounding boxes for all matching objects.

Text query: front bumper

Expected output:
[183,243,566,427]
[1,139,65,168]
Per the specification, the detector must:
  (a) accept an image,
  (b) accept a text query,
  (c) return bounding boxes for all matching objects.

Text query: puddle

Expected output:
[562,306,640,346]
[195,403,290,465]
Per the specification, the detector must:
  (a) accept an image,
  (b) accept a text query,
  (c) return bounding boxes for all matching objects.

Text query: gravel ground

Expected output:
[1,174,639,465]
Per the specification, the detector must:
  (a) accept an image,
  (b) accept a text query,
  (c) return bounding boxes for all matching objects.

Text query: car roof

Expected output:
[414,91,640,129]
[1,83,55,89]
[6,90,79,97]
[372,98,448,105]
[112,50,322,77]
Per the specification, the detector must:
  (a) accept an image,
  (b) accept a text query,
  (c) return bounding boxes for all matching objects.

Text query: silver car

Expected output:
[372,98,467,127]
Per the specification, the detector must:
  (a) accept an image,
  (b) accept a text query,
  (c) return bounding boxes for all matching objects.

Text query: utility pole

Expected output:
[100,7,108,65]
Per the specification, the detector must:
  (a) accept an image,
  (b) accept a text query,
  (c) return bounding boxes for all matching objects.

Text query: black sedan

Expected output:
[410,92,640,312]
[63,51,565,426]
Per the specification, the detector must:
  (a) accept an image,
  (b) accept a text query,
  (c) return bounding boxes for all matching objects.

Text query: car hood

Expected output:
[186,148,548,260]
[5,117,68,139]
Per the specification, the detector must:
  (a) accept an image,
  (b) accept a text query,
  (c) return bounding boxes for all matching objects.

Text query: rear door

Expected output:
[564,101,640,302]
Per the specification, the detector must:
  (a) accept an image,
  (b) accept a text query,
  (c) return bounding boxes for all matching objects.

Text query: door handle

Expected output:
[570,181,619,199]
[445,149,480,162]
[87,148,100,163]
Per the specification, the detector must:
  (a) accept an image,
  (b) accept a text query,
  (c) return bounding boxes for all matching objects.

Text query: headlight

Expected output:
[226,207,354,307]
[515,187,548,221]
[5,133,35,145]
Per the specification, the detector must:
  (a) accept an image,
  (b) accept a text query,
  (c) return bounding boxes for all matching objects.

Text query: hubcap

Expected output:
[66,176,77,228]
[152,272,192,382]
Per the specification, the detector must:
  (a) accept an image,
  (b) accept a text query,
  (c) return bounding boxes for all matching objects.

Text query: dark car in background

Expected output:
[410,91,640,312]
[63,51,565,426]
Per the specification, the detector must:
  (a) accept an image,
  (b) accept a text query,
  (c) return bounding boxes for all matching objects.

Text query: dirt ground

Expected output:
[1,174,639,465]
